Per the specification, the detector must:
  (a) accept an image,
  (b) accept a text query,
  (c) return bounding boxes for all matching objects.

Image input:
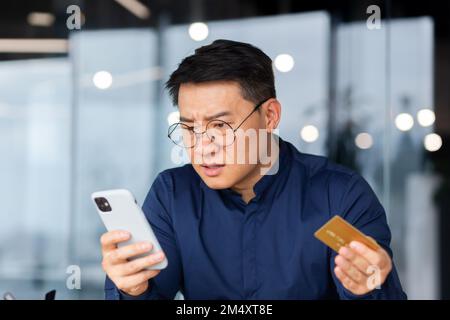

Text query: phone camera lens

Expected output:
[95,197,112,212]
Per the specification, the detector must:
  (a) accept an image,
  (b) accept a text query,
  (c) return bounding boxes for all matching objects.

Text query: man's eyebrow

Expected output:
[179,115,194,123]
[179,111,232,123]
[204,111,232,121]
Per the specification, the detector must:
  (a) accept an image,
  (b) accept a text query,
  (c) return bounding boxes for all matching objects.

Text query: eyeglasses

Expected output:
[168,98,270,149]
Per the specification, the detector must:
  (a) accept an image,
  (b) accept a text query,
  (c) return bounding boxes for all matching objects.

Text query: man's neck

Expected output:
[231,138,280,204]
[230,166,262,204]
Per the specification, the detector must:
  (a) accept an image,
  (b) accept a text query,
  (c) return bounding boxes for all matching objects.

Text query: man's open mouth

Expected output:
[201,164,225,168]
[200,164,225,177]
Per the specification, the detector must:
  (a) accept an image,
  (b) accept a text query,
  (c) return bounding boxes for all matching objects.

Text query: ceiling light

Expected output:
[188,22,209,41]
[274,54,295,72]
[114,0,150,19]
[27,12,55,27]
[0,39,68,53]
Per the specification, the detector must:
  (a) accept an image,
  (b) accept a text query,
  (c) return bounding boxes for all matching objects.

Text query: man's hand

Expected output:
[334,239,392,296]
[100,230,166,296]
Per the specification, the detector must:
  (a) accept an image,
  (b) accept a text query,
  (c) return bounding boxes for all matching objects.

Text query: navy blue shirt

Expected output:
[105,138,406,300]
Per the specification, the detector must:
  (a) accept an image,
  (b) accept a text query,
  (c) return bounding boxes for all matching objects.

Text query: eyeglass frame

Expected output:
[167,97,271,149]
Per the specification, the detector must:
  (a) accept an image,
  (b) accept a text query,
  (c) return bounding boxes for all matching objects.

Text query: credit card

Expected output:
[314,215,380,253]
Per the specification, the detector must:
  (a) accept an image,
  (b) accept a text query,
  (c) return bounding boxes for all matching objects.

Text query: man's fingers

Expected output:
[334,267,363,294]
[349,241,387,267]
[116,251,166,276]
[116,270,160,291]
[108,242,153,265]
[335,255,366,284]
[100,230,130,253]
[338,246,371,275]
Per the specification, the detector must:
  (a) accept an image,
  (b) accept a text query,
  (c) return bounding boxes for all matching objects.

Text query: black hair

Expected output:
[165,39,276,106]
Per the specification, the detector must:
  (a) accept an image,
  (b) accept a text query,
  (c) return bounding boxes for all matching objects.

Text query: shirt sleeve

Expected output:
[329,173,407,300]
[104,172,183,300]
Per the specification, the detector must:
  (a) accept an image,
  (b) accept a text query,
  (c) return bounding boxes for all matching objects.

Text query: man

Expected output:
[100,39,406,299]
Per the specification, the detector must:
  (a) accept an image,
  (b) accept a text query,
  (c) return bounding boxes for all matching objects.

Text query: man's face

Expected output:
[177,81,266,189]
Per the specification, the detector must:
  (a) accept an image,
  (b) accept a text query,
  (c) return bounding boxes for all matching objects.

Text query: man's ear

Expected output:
[263,98,281,133]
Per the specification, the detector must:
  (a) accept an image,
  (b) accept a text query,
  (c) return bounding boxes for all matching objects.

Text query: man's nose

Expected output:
[194,130,219,156]
[200,129,212,147]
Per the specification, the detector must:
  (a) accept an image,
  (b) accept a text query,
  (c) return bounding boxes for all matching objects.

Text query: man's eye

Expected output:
[180,125,195,132]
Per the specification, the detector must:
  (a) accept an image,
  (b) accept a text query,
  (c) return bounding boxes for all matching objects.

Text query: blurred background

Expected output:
[0,0,449,300]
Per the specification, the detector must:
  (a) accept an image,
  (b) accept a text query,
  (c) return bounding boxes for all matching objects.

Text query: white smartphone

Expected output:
[91,189,168,270]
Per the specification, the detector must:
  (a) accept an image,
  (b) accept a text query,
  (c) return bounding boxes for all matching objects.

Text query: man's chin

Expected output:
[195,171,233,189]
[201,177,232,190]
[193,166,230,189]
